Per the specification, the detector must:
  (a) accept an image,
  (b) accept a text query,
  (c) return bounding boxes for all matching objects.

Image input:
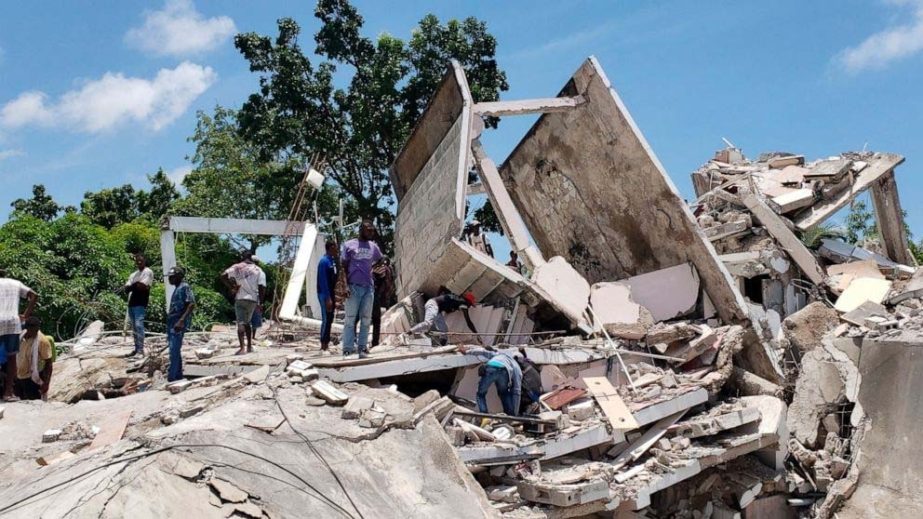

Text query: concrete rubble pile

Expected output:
[2,56,921,519]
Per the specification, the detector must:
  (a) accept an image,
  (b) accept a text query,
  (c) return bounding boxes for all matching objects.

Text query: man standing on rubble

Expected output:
[458,345,522,416]
[222,251,266,355]
[0,269,38,402]
[407,291,478,346]
[167,266,195,382]
[120,253,153,356]
[340,220,382,358]
[317,240,339,353]
[15,316,54,400]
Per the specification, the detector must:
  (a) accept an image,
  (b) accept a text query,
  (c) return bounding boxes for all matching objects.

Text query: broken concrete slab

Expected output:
[827,260,884,293]
[622,263,701,322]
[787,348,846,449]
[768,188,814,214]
[531,257,592,328]
[589,282,653,340]
[498,57,746,323]
[833,277,892,313]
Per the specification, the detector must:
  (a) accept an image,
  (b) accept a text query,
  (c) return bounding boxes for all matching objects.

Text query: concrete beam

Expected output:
[741,194,826,285]
[165,216,306,236]
[870,170,914,265]
[473,96,585,117]
[471,140,544,270]
[279,223,323,321]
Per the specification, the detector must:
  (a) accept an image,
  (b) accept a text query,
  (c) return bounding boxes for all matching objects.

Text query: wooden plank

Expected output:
[870,170,914,265]
[89,409,132,451]
[793,153,904,231]
[741,194,826,285]
[541,387,588,410]
[582,376,639,436]
[473,96,585,117]
[609,410,686,470]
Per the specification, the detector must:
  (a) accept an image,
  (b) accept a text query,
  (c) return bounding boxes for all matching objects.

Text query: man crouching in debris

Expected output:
[457,345,522,416]
[406,291,478,346]
[15,316,54,401]
[167,267,195,382]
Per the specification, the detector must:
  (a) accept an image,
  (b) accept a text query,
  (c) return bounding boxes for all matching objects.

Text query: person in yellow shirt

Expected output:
[15,316,54,401]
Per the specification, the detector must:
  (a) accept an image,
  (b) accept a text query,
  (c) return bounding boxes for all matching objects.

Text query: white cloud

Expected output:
[0,62,217,133]
[838,0,923,72]
[166,164,192,184]
[0,149,24,161]
[125,0,236,57]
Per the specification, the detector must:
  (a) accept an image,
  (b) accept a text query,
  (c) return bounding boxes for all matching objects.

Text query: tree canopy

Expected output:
[233,0,508,248]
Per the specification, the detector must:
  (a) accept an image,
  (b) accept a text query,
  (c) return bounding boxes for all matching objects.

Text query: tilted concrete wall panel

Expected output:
[498,57,746,322]
[392,62,472,299]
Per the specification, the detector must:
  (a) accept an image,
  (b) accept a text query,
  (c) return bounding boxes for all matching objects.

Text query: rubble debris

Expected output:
[782,302,839,355]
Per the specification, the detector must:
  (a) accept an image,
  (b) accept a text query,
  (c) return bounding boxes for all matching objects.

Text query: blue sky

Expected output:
[2,0,923,255]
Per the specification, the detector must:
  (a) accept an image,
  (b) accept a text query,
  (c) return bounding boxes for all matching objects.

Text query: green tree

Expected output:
[845,199,876,244]
[80,184,140,229]
[233,0,508,250]
[137,169,180,221]
[11,184,61,221]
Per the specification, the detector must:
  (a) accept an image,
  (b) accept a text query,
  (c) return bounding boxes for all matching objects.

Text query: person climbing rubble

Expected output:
[221,251,266,355]
[166,266,195,382]
[406,291,478,346]
[0,268,38,402]
[118,253,153,357]
[14,316,54,401]
[457,344,522,416]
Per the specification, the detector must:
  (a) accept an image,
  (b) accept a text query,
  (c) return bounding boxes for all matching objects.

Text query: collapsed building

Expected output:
[1,57,922,519]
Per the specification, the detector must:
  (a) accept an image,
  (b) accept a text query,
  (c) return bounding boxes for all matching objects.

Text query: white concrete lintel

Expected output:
[473,96,585,117]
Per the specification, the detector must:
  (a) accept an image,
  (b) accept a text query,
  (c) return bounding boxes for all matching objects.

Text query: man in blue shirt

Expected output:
[317,240,338,353]
[166,266,195,382]
[458,345,523,416]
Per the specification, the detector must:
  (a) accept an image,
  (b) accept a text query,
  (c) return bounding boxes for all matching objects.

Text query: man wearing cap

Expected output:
[120,253,154,356]
[15,316,55,401]
[0,269,38,402]
[408,291,479,346]
[221,251,266,355]
[457,344,522,416]
[167,266,195,382]
[466,220,493,258]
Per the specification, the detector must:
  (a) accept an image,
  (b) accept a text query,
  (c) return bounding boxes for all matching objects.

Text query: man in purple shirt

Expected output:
[340,220,382,358]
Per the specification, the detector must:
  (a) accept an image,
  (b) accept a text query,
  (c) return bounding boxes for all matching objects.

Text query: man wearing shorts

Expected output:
[222,251,266,355]
[0,269,38,402]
